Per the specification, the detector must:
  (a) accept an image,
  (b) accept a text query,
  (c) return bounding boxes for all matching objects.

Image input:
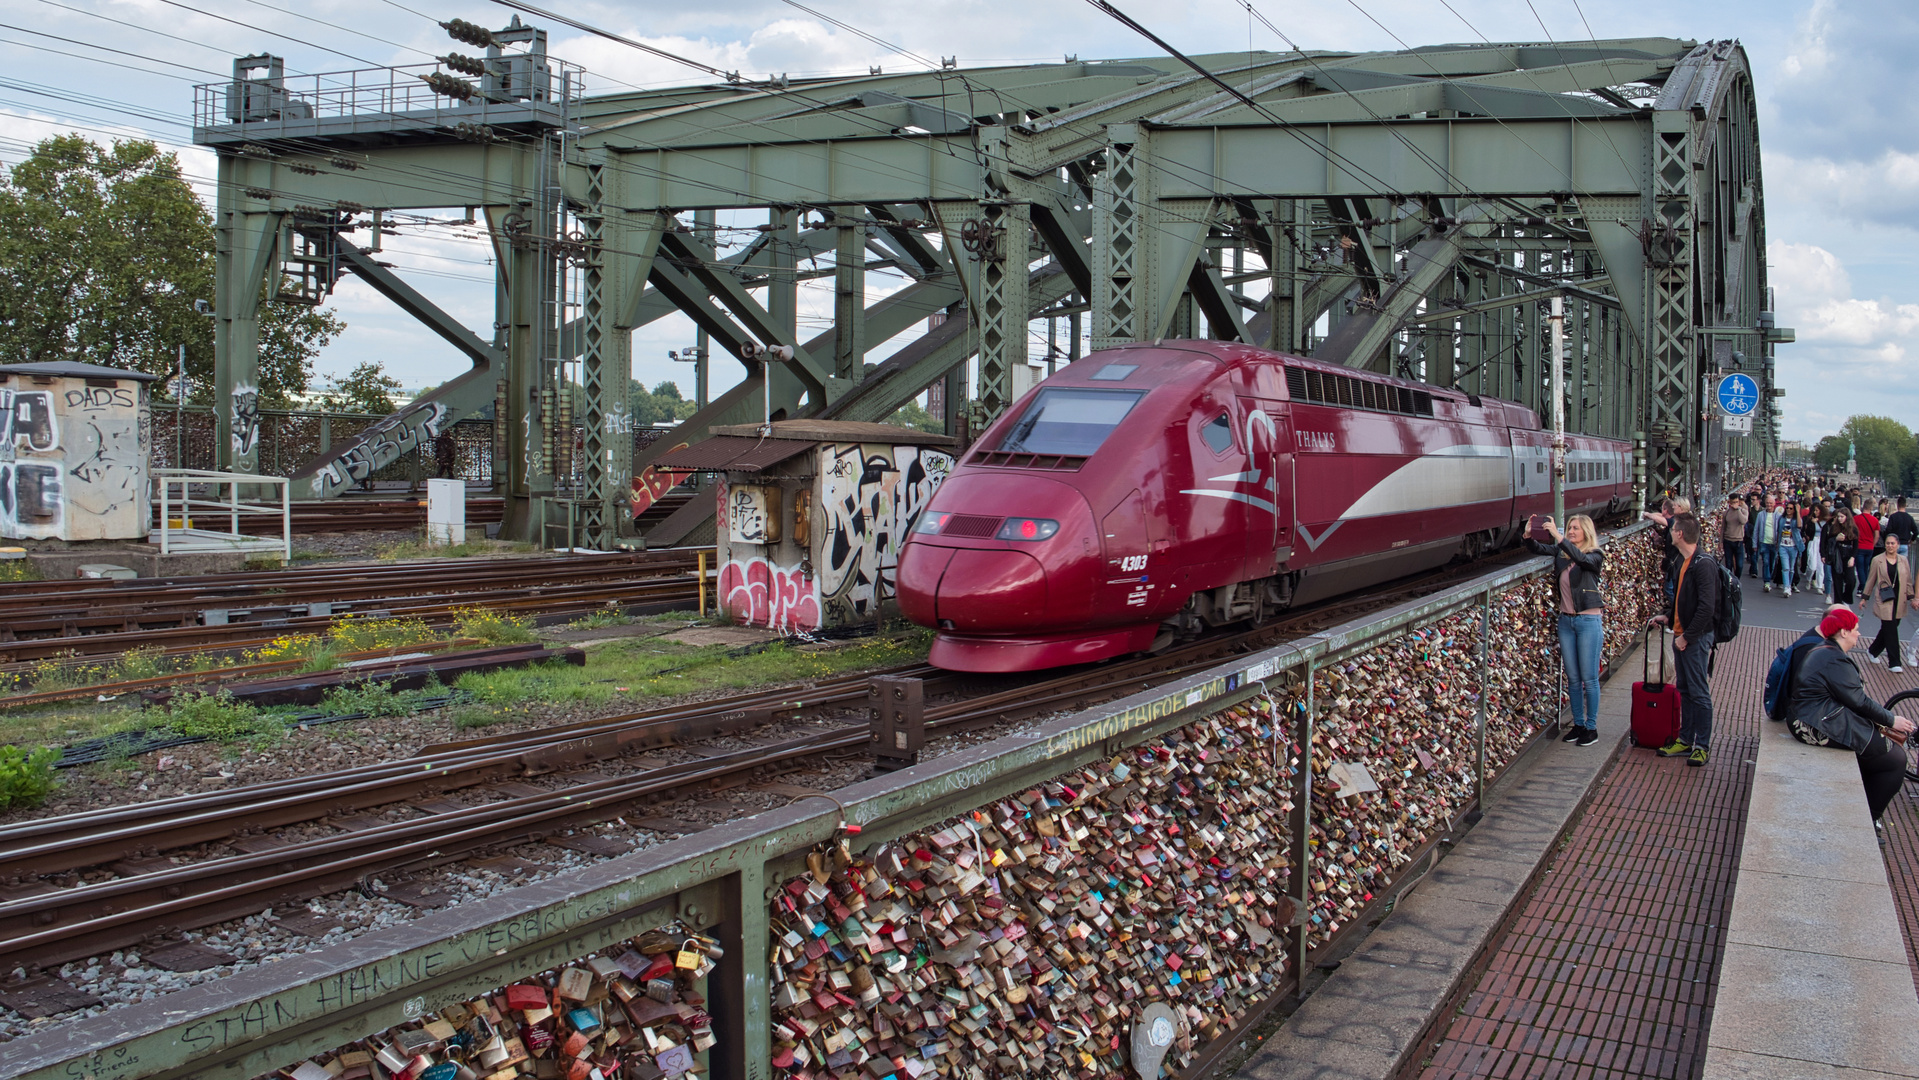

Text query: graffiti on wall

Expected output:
[0,389,63,537]
[629,441,689,518]
[308,400,452,497]
[818,442,952,622]
[230,382,260,459]
[64,385,147,535]
[2,386,153,539]
[718,555,822,633]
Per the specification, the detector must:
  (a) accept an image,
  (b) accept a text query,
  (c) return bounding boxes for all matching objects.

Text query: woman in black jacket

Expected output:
[1527,514,1605,746]
[1788,607,1916,834]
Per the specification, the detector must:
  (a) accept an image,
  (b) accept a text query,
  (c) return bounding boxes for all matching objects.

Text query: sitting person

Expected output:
[1765,604,1850,722]
[1787,607,1917,842]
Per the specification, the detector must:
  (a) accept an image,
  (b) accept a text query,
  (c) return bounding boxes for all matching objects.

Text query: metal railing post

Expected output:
[1476,588,1491,806]
[1292,659,1315,998]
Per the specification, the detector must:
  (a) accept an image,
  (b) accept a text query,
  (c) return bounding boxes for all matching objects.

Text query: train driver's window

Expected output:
[1200,414,1234,454]
[998,387,1145,456]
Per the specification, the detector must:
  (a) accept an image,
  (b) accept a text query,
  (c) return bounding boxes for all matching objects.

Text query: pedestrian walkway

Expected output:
[1411,584,1919,1080]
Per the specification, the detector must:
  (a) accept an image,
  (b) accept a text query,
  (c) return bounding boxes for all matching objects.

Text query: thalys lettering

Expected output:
[897,341,1631,672]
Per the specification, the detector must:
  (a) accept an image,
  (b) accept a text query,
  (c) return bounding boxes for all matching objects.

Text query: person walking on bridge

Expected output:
[1654,514,1720,767]
[1720,496,1749,580]
[1859,531,1915,673]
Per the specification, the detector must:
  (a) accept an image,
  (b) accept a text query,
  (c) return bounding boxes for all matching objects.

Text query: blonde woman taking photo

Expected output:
[1526,514,1605,746]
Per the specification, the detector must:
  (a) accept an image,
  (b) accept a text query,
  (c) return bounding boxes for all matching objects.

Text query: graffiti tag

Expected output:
[719,556,822,632]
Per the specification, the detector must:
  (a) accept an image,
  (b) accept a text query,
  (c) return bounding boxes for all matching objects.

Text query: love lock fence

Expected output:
[10,524,1663,1080]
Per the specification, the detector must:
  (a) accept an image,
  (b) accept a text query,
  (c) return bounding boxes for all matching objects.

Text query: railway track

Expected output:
[0,552,1520,972]
[0,550,707,664]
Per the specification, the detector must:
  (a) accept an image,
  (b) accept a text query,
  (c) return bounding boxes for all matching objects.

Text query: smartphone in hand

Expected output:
[1528,514,1552,543]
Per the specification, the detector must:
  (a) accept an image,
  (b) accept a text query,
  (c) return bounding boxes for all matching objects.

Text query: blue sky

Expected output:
[0,0,1912,445]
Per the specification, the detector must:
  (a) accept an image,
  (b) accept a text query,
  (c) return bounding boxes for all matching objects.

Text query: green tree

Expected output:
[628,379,699,426]
[885,399,946,434]
[0,134,343,408]
[315,361,404,415]
[1812,416,1918,490]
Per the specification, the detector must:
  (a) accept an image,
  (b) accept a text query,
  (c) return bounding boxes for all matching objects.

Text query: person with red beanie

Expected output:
[1788,606,1917,840]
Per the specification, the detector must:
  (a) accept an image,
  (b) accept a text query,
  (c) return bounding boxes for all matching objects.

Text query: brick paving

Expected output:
[1412,628,1781,1080]
[1864,636,1919,997]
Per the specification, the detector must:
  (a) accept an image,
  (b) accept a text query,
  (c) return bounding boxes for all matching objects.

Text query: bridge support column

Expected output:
[212,172,282,477]
[580,158,666,547]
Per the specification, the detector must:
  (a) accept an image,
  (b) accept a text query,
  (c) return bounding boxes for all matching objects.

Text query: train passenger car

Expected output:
[896,341,1632,672]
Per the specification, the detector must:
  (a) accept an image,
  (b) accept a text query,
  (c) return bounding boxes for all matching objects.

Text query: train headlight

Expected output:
[996,518,1059,541]
[914,512,952,535]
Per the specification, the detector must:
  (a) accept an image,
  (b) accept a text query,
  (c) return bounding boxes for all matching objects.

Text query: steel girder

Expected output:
[200,31,1777,546]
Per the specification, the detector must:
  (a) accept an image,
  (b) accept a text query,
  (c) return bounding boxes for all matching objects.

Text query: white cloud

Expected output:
[1768,240,1919,440]
[1767,150,1919,231]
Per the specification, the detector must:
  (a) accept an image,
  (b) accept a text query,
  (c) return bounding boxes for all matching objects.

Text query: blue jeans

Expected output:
[1674,629,1715,748]
[1858,548,1875,593]
[1777,542,1799,588]
[1721,539,1745,578]
[1557,612,1603,730]
[1759,543,1780,585]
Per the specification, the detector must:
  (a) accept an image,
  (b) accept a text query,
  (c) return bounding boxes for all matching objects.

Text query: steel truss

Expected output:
[197,31,1787,546]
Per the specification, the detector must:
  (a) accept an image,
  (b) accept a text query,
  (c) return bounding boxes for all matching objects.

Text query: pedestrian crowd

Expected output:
[1527,467,1914,840]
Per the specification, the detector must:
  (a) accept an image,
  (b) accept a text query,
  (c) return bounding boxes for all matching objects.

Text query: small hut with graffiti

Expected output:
[651,420,957,632]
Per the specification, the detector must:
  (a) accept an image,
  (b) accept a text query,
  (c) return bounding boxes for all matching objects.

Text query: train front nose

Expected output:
[896,474,1093,634]
[899,545,1050,629]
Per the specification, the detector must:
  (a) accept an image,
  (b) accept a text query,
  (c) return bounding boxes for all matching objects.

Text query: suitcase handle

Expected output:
[1642,621,1668,689]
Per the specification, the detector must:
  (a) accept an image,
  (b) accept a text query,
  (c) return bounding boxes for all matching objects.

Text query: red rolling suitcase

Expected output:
[1631,624,1682,748]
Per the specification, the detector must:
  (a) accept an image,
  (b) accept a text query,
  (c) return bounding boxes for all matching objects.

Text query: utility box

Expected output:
[653,420,958,633]
[0,361,159,542]
[425,477,465,545]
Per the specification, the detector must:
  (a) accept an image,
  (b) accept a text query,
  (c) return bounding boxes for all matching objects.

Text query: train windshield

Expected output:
[997,388,1144,455]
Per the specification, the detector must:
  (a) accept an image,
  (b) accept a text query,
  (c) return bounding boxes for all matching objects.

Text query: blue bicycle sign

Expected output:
[1716,373,1759,416]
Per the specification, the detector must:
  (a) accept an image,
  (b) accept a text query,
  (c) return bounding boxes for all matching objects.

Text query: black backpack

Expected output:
[1710,555,1742,642]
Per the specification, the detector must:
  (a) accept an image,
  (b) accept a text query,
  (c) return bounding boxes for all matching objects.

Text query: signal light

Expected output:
[996,518,1058,541]
[439,53,489,77]
[440,18,496,48]
[914,512,951,535]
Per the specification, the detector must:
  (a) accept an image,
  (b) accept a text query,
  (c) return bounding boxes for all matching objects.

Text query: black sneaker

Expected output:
[1575,728,1599,747]
[1561,726,1583,742]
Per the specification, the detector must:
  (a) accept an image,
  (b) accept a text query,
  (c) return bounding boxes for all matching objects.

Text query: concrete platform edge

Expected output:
[1230,648,1642,1080]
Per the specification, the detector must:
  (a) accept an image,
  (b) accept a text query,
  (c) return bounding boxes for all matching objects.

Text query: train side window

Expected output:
[1286,368,1308,399]
[1200,414,1234,454]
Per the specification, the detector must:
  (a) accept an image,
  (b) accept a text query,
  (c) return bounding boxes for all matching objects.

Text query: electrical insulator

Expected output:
[439,53,488,77]
[439,18,496,48]
[422,72,476,101]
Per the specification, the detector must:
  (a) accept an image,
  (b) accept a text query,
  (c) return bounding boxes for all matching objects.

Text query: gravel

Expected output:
[0,661,1060,1045]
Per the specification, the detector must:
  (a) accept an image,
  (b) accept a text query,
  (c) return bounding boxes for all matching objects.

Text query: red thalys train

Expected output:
[897,341,1633,672]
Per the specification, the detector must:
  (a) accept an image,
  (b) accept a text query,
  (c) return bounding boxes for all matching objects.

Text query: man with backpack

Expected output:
[1653,514,1721,767]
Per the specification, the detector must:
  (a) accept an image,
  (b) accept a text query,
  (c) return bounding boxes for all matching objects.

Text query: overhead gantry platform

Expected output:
[197,27,1788,547]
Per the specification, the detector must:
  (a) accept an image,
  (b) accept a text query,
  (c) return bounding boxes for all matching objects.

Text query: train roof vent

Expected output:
[970,450,1089,471]
[1089,364,1137,381]
[1412,391,1435,416]
[1285,368,1307,399]
[1466,393,1482,407]
[942,514,1003,538]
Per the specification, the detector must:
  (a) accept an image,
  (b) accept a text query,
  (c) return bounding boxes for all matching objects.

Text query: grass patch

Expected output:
[375,537,538,561]
[163,690,282,742]
[451,704,506,731]
[319,677,446,719]
[454,607,536,645]
[0,744,59,809]
[567,610,633,631]
[0,560,40,583]
[454,628,932,712]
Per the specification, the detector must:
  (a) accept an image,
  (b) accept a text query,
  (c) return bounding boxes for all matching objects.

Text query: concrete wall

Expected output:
[0,375,151,541]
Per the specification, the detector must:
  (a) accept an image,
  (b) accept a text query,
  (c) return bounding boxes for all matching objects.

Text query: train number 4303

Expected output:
[1119,555,1148,572]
